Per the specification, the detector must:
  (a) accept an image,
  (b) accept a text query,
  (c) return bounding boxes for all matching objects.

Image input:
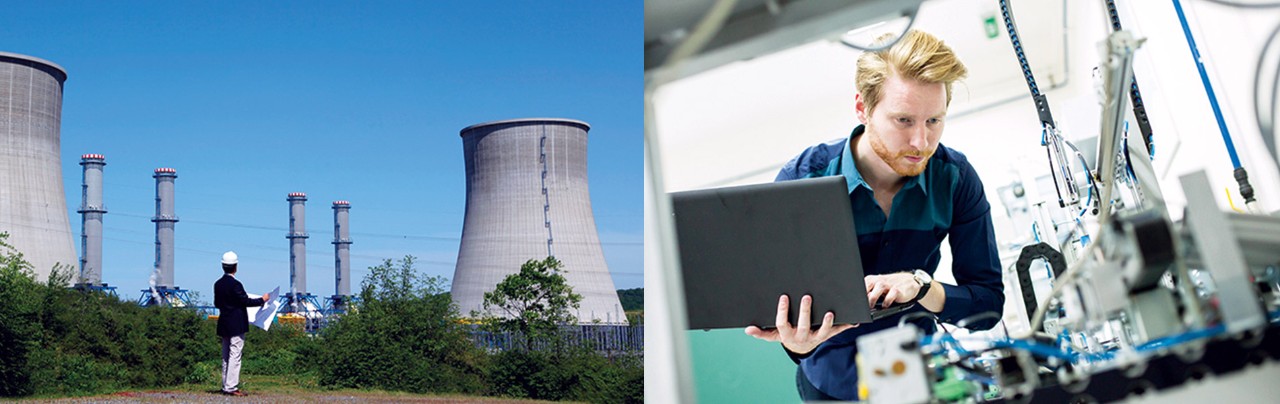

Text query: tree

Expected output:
[482,257,582,351]
[615,288,642,311]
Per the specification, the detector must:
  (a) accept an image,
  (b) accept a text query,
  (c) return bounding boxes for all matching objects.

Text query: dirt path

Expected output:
[24,390,552,403]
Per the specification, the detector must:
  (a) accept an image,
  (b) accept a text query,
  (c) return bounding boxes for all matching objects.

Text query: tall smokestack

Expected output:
[152,168,178,288]
[332,200,352,298]
[78,154,106,286]
[287,192,308,295]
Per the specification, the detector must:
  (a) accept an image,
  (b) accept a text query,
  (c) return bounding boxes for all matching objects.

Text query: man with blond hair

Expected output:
[745,29,1004,400]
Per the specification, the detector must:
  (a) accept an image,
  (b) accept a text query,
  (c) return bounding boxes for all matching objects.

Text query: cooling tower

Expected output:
[287,192,308,295]
[0,52,75,282]
[78,154,107,286]
[332,200,352,298]
[452,118,626,324]
[152,168,178,288]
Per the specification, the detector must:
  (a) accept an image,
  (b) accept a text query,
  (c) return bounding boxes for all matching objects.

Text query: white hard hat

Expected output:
[221,251,239,265]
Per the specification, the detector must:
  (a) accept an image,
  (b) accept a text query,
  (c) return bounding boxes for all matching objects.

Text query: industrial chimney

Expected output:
[452,118,626,324]
[331,200,352,310]
[0,52,76,283]
[138,167,192,307]
[287,192,309,296]
[152,168,178,288]
[77,154,107,287]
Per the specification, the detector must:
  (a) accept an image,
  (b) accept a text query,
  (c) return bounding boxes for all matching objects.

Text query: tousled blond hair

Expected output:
[856,29,967,115]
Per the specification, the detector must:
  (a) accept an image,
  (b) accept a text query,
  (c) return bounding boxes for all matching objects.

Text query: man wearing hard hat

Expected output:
[213,251,270,396]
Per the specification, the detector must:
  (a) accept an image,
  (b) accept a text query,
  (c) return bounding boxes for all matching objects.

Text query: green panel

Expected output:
[688,329,799,403]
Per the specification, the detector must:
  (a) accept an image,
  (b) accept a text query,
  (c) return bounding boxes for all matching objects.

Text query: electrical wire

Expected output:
[1062,139,1101,212]
[1226,187,1247,213]
[956,311,1006,334]
[839,6,921,52]
[1133,324,1226,352]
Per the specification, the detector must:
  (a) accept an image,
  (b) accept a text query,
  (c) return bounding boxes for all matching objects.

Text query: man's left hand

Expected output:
[864,272,920,308]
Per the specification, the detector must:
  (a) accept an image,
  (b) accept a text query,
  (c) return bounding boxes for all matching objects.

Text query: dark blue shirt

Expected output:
[777,124,1004,399]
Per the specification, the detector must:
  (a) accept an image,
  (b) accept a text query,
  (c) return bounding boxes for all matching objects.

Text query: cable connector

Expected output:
[1234,167,1256,203]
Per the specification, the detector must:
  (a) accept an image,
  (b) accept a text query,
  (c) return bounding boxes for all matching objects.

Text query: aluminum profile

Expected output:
[452,118,627,324]
[152,168,178,288]
[287,192,309,295]
[0,52,75,282]
[332,200,352,297]
[78,154,107,285]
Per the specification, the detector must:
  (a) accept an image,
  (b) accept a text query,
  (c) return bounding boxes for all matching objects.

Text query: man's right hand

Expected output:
[744,294,857,355]
[262,292,271,301]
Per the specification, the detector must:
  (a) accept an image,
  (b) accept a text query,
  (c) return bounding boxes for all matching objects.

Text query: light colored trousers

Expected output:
[221,334,245,392]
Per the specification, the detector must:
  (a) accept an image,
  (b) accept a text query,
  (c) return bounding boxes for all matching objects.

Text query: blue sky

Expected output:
[0,1,641,302]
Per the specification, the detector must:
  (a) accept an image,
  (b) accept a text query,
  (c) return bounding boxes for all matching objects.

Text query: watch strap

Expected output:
[912,275,931,302]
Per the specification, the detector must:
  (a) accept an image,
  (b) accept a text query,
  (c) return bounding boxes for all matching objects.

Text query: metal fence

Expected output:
[467,324,643,353]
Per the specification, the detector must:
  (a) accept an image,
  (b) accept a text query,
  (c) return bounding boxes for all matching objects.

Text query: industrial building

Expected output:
[452,118,627,325]
[0,52,77,282]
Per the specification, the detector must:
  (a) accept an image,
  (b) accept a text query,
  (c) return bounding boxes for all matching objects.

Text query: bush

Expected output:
[0,232,220,397]
[316,256,486,394]
[185,360,221,385]
[486,348,642,403]
[0,233,42,396]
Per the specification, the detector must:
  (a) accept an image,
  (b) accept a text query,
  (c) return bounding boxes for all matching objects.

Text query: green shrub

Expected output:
[316,256,486,395]
[185,360,221,385]
[0,233,42,397]
[486,348,642,403]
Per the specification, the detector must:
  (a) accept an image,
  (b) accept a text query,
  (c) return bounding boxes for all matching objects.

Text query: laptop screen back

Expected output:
[671,175,873,330]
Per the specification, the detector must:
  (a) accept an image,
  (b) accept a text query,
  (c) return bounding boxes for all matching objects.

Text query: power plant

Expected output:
[452,118,626,324]
[3,52,631,334]
[75,154,111,292]
[0,52,77,282]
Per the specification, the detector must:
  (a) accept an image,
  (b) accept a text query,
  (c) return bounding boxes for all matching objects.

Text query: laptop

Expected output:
[670,175,913,331]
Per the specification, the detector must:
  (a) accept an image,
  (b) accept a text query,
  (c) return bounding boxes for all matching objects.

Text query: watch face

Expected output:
[914,270,931,284]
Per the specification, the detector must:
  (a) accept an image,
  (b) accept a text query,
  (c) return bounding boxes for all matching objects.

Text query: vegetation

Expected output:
[316,256,486,394]
[616,287,642,311]
[0,232,210,397]
[0,237,640,402]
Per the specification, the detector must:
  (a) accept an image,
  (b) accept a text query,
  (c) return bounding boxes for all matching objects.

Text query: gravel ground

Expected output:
[18,390,550,403]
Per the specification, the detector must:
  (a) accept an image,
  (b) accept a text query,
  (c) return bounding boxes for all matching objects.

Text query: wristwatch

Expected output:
[911,269,933,302]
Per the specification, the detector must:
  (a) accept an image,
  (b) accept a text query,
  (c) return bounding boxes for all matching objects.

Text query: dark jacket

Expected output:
[214,274,265,337]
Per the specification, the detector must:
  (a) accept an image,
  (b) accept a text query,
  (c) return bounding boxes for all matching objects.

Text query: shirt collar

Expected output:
[841,124,930,196]
[840,125,869,194]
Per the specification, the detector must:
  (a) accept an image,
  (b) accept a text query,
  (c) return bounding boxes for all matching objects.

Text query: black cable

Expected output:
[1104,0,1156,158]
[999,0,1057,129]
[1062,139,1102,208]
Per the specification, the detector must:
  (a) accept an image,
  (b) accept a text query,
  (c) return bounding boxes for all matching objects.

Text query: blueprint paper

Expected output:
[246,286,282,331]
